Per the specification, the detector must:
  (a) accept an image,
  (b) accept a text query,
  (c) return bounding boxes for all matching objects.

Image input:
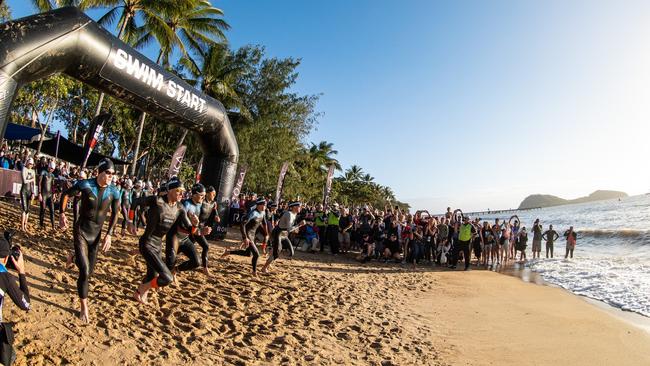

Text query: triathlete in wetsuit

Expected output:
[131,181,146,230]
[262,202,278,255]
[261,201,305,274]
[221,198,268,276]
[166,183,210,276]
[19,158,35,232]
[59,158,120,323]
[120,179,133,237]
[38,161,56,229]
[129,177,197,305]
[189,185,218,274]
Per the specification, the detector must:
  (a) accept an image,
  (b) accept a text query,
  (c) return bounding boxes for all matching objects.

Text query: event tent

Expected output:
[25,134,130,167]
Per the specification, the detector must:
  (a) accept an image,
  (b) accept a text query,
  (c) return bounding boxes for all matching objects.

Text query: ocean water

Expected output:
[479,194,650,317]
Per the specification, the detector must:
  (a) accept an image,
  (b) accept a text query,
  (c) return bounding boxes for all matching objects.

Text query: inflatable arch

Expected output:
[0,7,239,222]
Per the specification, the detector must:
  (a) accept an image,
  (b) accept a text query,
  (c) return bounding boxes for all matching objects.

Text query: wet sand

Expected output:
[0,199,649,365]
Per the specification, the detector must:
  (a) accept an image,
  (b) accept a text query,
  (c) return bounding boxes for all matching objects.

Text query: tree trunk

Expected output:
[130,50,164,176]
[144,122,158,180]
[36,100,58,155]
[30,109,38,128]
[176,129,188,148]
[92,12,130,119]
[130,111,146,176]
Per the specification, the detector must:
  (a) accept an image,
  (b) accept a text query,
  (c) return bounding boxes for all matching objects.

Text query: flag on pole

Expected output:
[167,145,187,178]
[230,165,247,202]
[81,124,103,169]
[274,162,289,205]
[81,113,113,169]
[195,157,203,183]
[322,164,335,208]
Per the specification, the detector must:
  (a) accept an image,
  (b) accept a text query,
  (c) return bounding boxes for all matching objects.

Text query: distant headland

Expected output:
[518,190,628,209]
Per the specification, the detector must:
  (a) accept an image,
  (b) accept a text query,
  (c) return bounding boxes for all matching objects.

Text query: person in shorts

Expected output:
[564,226,577,259]
[542,225,559,258]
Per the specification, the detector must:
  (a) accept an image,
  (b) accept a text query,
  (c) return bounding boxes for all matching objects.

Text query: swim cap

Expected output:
[192,183,206,195]
[97,158,114,174]
[167,177,184,191]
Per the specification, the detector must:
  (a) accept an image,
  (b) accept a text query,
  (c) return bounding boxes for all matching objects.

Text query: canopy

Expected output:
[3,123,45,143]
[26,135,130,166]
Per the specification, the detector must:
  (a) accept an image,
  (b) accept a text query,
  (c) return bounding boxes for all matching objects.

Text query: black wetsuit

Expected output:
[230,209,267,273]
[19,168,35,214]
[189,200,217,268]
[61,179,120,299]
[166,198,202,273]
[120,188,132,232]
[131,188,146,229]
[131,196,192,288]
[38,170,55,228]
[0,262,30,366]
[0,263,30,318]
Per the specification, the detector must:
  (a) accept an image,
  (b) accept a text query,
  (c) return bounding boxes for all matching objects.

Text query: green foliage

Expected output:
[0,2,11,22]
[329,166,410,211]
[134,0,229,68]
[12,75,75,128]
[4,5,408,207]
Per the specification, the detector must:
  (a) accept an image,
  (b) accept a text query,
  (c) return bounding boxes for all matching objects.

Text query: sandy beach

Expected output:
[0,200,649,365]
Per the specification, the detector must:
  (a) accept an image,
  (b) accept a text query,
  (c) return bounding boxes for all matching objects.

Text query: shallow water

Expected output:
[479,194,650,317]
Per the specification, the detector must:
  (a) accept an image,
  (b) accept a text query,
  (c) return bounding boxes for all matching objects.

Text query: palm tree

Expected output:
[308,141,341,172]
[30,0,87,11]
[182,44,251,121]
[135,0,229,68]
[123,0,228,174]
[361,173,374,183]
[344,164,363,182]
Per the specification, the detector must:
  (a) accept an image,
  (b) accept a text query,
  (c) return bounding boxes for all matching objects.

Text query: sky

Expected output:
[5,0,650,212]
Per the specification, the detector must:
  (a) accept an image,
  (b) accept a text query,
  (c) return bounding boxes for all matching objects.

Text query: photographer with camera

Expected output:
[0,232,30,366]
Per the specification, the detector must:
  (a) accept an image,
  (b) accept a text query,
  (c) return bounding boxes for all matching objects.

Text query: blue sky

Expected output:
[6,0,650,212]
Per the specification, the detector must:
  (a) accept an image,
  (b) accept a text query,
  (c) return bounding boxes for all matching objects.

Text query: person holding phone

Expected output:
[0,233,30,366]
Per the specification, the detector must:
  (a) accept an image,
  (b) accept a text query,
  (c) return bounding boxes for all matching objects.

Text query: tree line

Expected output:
[1,0,409,210]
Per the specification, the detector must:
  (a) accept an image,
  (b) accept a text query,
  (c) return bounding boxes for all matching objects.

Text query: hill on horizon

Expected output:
[518,190,628,209]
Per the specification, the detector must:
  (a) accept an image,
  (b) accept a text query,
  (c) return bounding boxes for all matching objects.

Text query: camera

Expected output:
[3,230,20,271]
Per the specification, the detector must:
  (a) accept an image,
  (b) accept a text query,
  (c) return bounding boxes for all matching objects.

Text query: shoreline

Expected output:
[496,260,650,333]
[413,269,650,366]
[0,200,648,365]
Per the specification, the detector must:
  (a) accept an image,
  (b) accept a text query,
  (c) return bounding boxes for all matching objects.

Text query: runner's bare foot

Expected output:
[134,290,148,305]
[79,299,90,324]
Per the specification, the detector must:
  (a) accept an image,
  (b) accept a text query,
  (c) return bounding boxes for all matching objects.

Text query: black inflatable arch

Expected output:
[0,7,238,221]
